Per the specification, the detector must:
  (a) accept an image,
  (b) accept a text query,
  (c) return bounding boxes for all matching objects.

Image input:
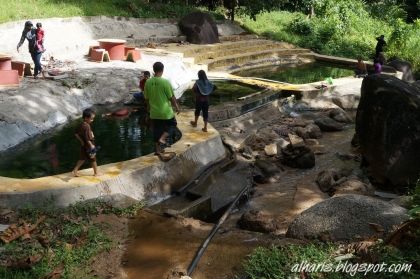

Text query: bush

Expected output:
[289,14,313,35]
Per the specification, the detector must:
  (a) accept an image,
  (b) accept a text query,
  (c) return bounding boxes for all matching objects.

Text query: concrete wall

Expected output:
[0,111,226,208]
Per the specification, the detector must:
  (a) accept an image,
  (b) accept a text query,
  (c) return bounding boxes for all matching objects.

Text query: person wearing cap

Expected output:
[17,21,43,79]
[190,70,216,132]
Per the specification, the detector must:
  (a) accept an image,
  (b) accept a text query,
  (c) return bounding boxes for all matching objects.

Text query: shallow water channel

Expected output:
[0,105,155,178]
[234,62,354,84]
[178,80,262,109]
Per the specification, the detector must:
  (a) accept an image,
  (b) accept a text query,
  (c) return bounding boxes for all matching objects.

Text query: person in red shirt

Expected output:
[139,71,150,91]
[133,71,150,102]
[35,22,45,53]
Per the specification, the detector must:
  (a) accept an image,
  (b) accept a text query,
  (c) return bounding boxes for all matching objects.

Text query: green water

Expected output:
[178,80,261,109]
[234,62,354,84]
[0,106,163,179]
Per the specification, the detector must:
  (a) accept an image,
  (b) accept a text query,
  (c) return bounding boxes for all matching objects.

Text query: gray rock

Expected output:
[286,194,409,240]
[288,133,305,147]
[179,12,219,44]
[356,75,420,190]
[316,169,341,192]
[295,123,322,139]
[331,94,360,110]
[276,138,290,149]
[255,159,281,177]
[329,108,353,123]
[281,145,315,169]
[333,179,375,196]
[315,117,344,132]
[264,143,278,156]
[238,210,279,233]
[387,59,415,82]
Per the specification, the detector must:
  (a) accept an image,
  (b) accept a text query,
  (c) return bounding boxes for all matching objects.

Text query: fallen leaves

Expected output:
[43,264,64,279]
[0,216,45,244]
[386,219,420,248]
[2,254,43,269]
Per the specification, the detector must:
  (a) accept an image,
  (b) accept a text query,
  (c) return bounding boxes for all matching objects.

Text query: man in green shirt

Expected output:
[144,62,180,155]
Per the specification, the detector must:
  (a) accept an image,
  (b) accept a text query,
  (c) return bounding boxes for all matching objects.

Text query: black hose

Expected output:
[186,178,251,276]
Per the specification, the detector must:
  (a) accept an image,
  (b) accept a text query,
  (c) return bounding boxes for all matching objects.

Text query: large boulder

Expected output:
[179,12,219,44]
[356,75,420,190]
[286,194,409,241]
[387,59,415,82]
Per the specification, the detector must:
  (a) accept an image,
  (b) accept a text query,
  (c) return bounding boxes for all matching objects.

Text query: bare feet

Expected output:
[190,121,197,127]
[72,170,79,177]
[202,127,208,132]
[93,172,102,177]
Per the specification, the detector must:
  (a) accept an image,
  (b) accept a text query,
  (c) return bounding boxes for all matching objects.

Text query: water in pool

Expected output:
[178,80,261,109]
[0,106,173,179]
[234,62,354,84]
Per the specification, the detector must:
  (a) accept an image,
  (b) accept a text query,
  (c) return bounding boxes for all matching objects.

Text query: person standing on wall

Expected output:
[190,70,216,132]
[144,62,180,156]
[17,21,43,79]
[375,35,386,58]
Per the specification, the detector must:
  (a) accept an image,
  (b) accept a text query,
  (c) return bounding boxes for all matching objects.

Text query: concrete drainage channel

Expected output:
[147,147,254,277]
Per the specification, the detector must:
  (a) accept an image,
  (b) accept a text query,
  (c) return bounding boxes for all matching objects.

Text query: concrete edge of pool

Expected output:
[0,111,226,208]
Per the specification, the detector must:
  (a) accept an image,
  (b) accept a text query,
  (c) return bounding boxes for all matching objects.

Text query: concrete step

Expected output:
[181,39,278,57]
[193,42,295,63]
[206,48,311,70]
[219,34,259,42]
[126,35,187,46]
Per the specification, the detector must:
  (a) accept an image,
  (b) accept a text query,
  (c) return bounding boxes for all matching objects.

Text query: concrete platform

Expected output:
[0,111,226,208]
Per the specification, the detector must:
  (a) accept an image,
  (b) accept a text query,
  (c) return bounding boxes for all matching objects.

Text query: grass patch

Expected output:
[244,243,348,279]
[0,199,143,279]
[0,0,210,24]
[244,241,419,279]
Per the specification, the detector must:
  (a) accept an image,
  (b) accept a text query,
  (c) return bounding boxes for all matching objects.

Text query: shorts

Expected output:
[151,117,177,142]
[133,92,144,101]
[80,146,96,162]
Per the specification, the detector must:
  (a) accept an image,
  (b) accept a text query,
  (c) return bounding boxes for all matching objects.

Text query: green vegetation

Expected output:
[244,241,419,279]
[244,243,347,279]
[238,0,420,71]
[0,0,203,23]
[408,179,420,218]
[0,199,143,279]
